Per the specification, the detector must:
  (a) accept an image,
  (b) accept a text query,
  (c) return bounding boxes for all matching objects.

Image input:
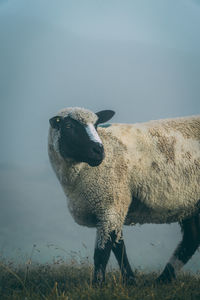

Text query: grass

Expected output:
[1,258,200,300]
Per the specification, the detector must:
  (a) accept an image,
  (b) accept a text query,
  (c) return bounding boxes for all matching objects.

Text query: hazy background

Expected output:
[0,0,200,271]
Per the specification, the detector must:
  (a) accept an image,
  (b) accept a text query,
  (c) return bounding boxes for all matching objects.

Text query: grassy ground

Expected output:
[0,260,200,300]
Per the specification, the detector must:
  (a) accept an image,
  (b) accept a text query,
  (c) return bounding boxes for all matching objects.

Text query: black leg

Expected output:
[93,235,113,285]
[111,232,136,285]
[157,214,200,283]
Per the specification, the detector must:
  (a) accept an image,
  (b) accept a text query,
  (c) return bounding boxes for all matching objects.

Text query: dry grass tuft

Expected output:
[0,258,200,300]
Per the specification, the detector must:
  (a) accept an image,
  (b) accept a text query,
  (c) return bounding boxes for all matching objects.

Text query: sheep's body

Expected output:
[49,115,200,227]
[48,108,200,284]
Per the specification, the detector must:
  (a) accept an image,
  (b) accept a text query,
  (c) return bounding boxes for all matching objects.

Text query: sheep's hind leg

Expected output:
[156,214,200,284]
[111,231,136,285]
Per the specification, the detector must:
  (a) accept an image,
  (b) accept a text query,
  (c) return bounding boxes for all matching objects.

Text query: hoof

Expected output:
[155,263,176,284]
[92,277,105,287]
[123,276,137,286]
[92,280,103,287]
[155,275,173,285]
[92,270,105,287]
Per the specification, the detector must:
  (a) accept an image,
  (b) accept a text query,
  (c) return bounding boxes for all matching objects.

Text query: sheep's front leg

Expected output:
[93,207,130,285]
[93,228,113,285]
[112,231,136,285]
[157,215,200,283]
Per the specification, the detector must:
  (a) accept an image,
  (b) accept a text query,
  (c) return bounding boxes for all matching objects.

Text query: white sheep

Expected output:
[48,107,200,284]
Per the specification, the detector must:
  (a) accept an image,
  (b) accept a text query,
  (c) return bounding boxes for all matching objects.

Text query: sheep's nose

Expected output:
[91,143,104,157]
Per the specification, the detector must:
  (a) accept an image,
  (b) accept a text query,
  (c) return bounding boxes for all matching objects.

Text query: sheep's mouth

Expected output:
[87,157,104,167]
[86,144,105,167]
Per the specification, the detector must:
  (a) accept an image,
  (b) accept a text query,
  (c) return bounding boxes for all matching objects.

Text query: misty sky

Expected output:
[0,0,200,270]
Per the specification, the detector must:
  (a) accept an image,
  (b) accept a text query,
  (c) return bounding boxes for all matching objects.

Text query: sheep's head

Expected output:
[49,107,115,167]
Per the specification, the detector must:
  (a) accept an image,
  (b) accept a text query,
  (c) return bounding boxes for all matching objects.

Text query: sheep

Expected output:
[48,107,200,285]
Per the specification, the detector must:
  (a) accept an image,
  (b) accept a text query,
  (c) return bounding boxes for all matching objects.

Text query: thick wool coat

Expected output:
[48,108,200,247]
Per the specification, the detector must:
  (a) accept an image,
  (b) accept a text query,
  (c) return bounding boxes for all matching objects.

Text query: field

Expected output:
[1,259,200,300]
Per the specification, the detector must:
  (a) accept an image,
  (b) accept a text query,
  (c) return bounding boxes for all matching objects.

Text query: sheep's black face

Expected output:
[50,116,105,166]
[49,109,115,167]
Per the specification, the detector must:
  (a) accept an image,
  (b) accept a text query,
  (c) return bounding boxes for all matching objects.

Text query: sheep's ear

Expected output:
[95,110,115,125]
[49,116,62,129]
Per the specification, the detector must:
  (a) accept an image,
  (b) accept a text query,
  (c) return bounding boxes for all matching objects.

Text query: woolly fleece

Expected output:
[48,108,200,248]
[57,107,98,125]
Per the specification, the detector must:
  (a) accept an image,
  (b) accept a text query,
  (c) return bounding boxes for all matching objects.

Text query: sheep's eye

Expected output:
[56,118,60,123]
[66,123,72,129]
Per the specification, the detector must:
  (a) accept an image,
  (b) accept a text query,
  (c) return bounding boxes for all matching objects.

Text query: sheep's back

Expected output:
[101,116,200,224]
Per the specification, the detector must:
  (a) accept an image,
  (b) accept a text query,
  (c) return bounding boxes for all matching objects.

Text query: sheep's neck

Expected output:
[56,155,83,189]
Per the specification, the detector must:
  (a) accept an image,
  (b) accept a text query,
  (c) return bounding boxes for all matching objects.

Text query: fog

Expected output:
[0,0,200,271]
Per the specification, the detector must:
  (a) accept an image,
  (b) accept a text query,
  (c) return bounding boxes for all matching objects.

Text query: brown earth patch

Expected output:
[164,118,200,140]
[184,151,192,160]
[194,158,200,170]
[149,129,176,163]
[151,161,160,172]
